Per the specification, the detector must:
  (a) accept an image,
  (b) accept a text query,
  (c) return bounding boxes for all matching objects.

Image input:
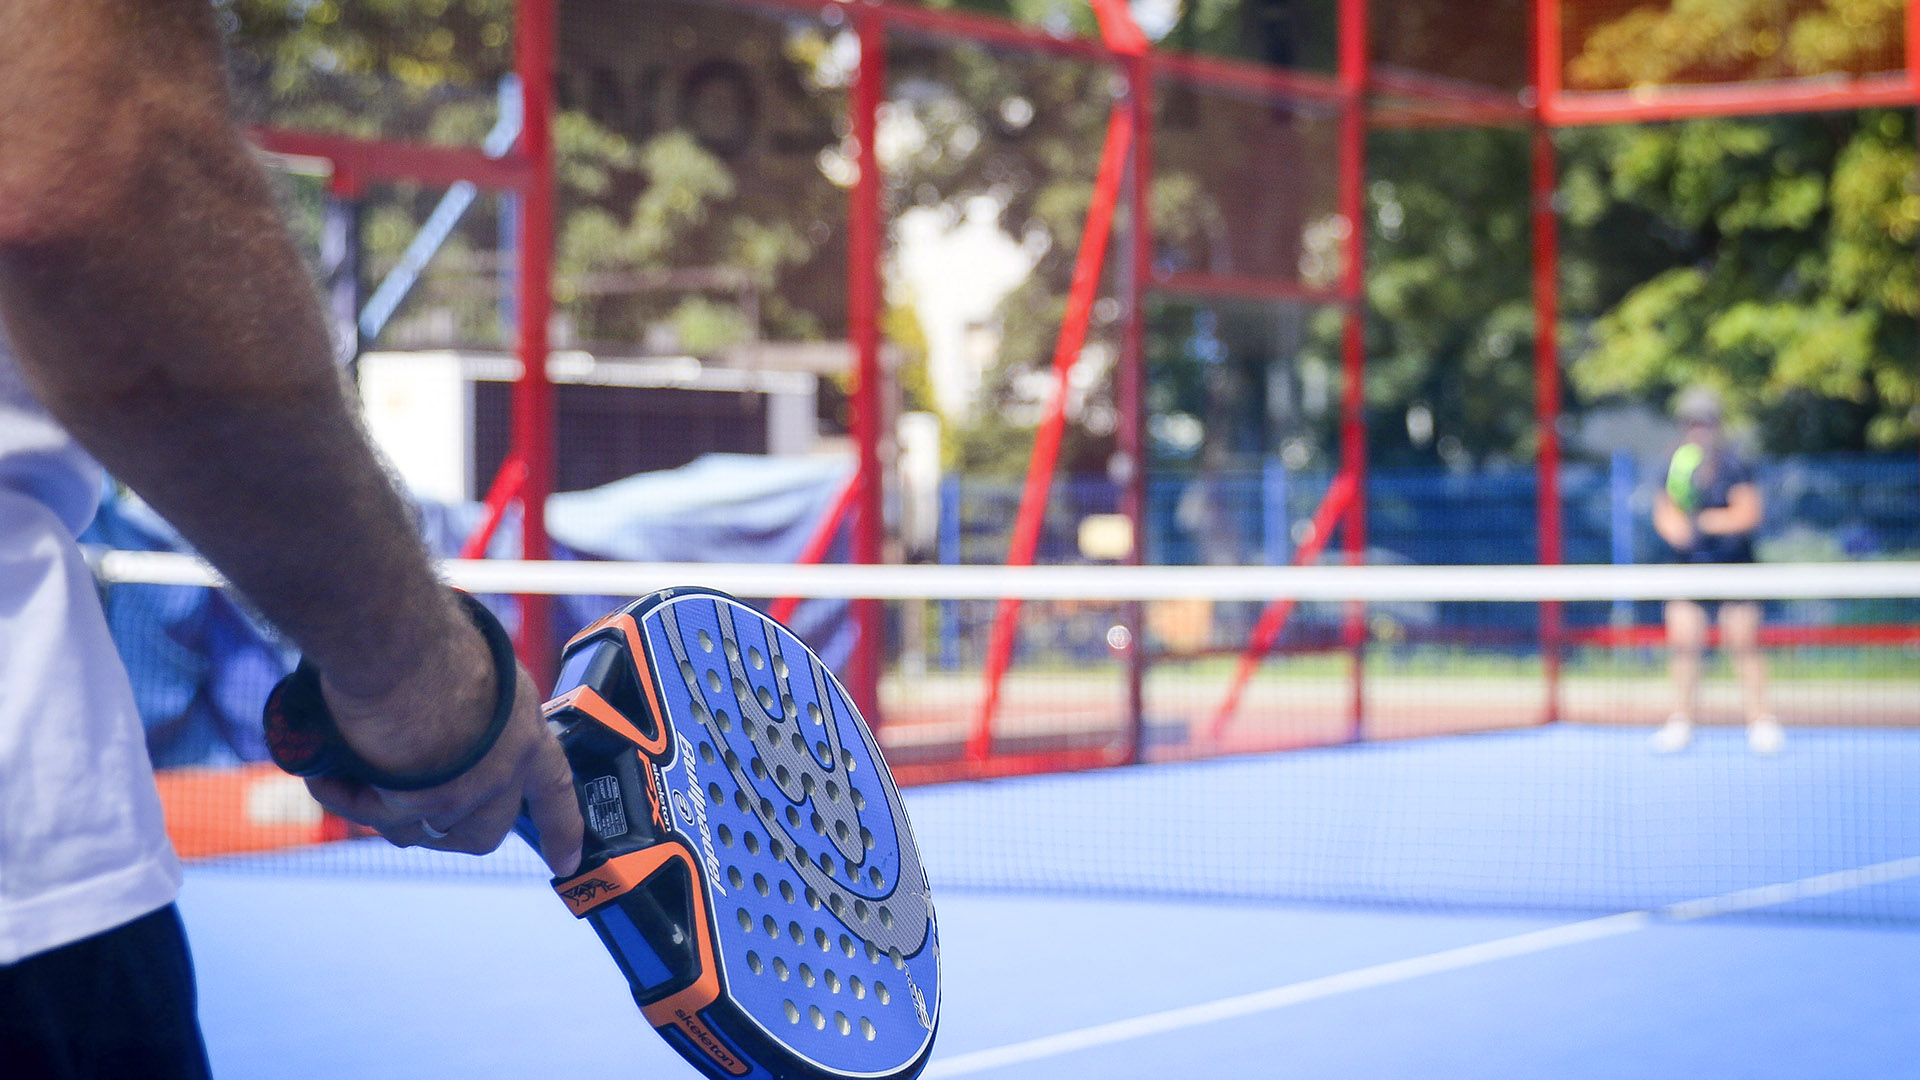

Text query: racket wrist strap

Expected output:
[263,588,519,791]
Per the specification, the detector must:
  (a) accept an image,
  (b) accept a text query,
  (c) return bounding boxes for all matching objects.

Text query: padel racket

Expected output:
[516,587,940,1080]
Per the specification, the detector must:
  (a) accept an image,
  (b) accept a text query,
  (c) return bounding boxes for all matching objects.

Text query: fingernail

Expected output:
[559,847,583,876]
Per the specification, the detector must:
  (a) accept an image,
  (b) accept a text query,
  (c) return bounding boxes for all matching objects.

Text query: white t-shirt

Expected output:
[0,330,180,964]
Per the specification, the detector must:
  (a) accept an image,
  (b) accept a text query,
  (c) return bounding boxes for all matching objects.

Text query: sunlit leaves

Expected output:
[1569,108,1917,449]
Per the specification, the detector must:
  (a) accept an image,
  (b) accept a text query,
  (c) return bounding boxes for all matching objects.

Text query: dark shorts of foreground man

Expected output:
[0,903,212,1080]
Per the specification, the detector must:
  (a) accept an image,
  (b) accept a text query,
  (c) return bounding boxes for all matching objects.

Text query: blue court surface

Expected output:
[180,727,1920,1078]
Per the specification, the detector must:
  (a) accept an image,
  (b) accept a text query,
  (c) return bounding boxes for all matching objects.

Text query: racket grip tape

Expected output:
[262,588,519,791]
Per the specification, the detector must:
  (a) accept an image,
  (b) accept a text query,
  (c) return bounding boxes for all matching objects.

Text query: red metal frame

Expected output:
[250,0,1920,785]
[964,0,1147,764]
[1207,468,1358,740]
[252,129,531,191]
[1911,0,1920,98]
[1536,0,1919,125]
[248,3,563,682]
[1545,73,1916,126]
[1120,46,1152,764]
[967,104,1135,764]
[768,471,862,626]
[1336,0,1370,743]
[846,8,887,726]
[891,744,1123,788]
[1530,1,1563,726]
[458,456,528,560]
[1911,0,1920,490]
[511,0,559,685]
[1534,0,1563,116]
[1369,68,1533,126]
[1569,623,1920,649]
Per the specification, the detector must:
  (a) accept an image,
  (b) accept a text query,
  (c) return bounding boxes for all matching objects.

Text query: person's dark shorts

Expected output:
[1672,595,1762,620]
[0,903,212,1080]
[1677,547,1759,619]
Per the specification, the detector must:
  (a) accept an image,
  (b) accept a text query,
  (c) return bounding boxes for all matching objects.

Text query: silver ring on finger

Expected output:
[419,819,450,839]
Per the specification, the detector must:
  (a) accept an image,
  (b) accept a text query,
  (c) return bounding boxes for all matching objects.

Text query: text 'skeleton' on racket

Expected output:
[518,587,940,1080]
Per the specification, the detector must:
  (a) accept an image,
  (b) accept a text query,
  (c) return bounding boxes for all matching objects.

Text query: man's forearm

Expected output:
[1697,487,1762,537]
[0,0,465,704]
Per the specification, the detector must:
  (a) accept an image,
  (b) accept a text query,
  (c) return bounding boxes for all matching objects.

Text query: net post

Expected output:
[846,4,887,727]
[1530,5,1563,726]
[1120,48,1152,766]
[511,0,557,686]
[1337,0,1369,743]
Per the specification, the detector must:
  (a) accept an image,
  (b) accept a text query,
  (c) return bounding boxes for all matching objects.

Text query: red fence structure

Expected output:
[249,0,1920,777]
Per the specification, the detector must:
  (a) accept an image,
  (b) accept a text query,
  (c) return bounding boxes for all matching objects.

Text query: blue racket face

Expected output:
[589,588,939,1079]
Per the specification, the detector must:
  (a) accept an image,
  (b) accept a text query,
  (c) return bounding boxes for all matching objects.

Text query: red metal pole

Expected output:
[1531,0,1563,725]
[512,0,557,685]
[966,107,1135,763]
[1909,0,1920,494]
[1544,75,1917,126]
[1120,51,1151,764]
[769,470,862,625]
[1207,469,1358,740]
[846,8,886,725]
[1908,0,1920,99]
[1337,0,1369,743]
[458,457,527,560]
[1533,126,1563,724]
[1534,0,1563,122]
[251,129,534,191]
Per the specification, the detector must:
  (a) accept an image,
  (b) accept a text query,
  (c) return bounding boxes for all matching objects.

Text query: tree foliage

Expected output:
[1559,13,1919,451]
[1338,0,1920,462]
[225,0,839,354]
[226,0,1920,470]
[1565,0,1905,90]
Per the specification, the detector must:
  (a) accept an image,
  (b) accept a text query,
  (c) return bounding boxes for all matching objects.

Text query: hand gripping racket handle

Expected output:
[510,620,753,1077]
[263,590,518,790]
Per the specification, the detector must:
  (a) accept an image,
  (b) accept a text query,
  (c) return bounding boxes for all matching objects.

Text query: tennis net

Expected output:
[95,551,1920,919]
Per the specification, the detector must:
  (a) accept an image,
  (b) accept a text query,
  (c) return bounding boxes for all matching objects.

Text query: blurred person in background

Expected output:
[0,3,582,1074]
[1648,387,1780,755]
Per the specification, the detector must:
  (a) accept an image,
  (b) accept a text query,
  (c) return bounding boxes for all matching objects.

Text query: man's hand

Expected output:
[1653,493,1696,552]
[302,613,584,878]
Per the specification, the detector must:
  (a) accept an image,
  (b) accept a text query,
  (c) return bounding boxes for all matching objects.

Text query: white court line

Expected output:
[924,855,1920,1078]
[1660,855,1920,922]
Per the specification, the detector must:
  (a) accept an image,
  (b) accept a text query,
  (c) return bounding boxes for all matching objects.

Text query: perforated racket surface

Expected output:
[517,588,939,1080]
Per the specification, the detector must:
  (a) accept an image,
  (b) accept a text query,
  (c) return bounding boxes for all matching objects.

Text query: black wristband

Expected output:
[263,589,519,791]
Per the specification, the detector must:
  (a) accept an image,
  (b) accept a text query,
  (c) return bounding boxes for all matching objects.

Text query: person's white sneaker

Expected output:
[1651,715,1693,753]
[1748,716,1784,755]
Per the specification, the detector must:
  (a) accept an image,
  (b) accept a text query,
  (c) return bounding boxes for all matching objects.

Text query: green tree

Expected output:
[1565,0,1905,91]
[223,0,840,355]
[1342,127,1538,469]
[1557,0,1920,451]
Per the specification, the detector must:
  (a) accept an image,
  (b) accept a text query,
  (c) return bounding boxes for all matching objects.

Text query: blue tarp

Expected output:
[88,454,854,767]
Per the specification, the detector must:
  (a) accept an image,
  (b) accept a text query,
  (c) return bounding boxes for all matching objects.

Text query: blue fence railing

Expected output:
[940,454,1920,569]
[930,454,1920,666]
